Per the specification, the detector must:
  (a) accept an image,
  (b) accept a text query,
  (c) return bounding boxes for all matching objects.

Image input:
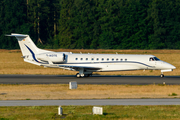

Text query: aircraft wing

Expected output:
[58,65,102,70]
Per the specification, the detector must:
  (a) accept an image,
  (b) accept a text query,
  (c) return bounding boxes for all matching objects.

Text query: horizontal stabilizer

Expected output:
[6,33,28,37]
[6,33,52,57]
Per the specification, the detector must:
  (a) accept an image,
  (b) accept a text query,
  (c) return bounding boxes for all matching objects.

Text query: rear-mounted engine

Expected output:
[36,53,66,63]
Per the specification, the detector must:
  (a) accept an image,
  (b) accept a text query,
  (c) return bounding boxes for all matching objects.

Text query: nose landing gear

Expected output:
[160,74,164,78]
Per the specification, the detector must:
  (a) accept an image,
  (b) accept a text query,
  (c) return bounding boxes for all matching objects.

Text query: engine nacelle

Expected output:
[36,53,65,63]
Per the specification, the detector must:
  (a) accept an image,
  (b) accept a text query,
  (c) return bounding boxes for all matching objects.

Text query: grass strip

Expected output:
[0,105,180,120]
[0,84,179,100]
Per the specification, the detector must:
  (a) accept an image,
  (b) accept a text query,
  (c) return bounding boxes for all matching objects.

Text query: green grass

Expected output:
[168,93,178,96]
[0,105,180,120]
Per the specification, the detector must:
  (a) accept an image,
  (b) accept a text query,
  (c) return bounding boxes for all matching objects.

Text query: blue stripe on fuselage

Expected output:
[24,45,152,68]
[61,61,152,67]
[24,44,41,63]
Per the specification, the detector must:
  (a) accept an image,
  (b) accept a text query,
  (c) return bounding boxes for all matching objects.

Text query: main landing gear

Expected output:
[76,68,92,78]
[76,73,83,78]
[76,73,91,78]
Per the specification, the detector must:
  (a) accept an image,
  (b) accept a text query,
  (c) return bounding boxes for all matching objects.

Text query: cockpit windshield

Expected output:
[149,57,160,61]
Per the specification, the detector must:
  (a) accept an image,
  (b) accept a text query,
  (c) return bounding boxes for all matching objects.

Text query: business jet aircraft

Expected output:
[7,33,176,78]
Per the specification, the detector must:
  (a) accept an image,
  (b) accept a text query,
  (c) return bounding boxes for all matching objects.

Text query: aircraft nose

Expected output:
[171,65,176,69]
[163,61,176,69]
[167,63,176,69]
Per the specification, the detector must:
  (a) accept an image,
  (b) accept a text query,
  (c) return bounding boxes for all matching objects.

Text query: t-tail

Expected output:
[6,33,50,56]
[6,33,52,65]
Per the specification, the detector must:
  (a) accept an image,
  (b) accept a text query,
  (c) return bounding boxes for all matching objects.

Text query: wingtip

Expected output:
[5,34,11,36]
[5,33,28,37]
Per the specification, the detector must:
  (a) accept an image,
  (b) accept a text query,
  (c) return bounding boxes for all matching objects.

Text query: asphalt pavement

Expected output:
[0,75,180,85]
[0,99,180,106]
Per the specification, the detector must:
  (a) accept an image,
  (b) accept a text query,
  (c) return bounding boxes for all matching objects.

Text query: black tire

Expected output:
[76,73,81,78]
[160,74,164,78]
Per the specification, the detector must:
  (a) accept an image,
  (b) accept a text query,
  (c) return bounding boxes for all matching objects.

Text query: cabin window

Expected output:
[112,58,114,61]
[76,58,78,60]
[107,58,109,61]
[149,57,155,61]
[86,58,88,60]
[121,59,123,61]
[125,59,127,61]
[154,57,160,61]
[102,58,104,61]
[116,58,118,61]
[81,58,83,60]
[92,58,94,61]
[97,58,99,61]
[149,57,160,61]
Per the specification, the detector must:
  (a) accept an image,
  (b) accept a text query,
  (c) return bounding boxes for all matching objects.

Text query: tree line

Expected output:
[1,0,180,49]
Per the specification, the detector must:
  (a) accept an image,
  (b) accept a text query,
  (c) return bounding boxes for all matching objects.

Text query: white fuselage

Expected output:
[38,52,175,73]
[7,33,176,77]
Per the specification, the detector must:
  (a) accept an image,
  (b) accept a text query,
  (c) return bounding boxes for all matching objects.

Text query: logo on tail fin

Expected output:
[24,44,41,63]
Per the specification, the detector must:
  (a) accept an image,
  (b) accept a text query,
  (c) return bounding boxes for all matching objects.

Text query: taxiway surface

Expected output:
[0,99,180,106]
[0,75,180,85]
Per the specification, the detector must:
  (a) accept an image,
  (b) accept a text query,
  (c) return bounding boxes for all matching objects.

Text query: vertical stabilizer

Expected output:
[6,33,50,56]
